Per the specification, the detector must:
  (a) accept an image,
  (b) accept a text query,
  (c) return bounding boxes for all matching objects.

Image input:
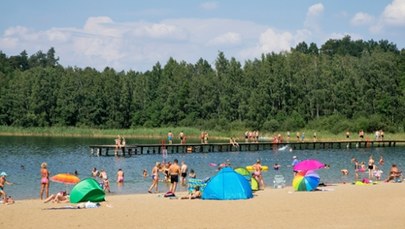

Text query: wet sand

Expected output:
[2,183,405,229]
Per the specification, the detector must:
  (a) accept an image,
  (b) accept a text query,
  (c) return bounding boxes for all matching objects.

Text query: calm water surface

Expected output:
[1,136,404,200]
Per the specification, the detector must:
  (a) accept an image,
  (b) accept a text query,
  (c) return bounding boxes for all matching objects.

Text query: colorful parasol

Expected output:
[293,159,325,171]
[50,173,80,185]
[292,170,320,191]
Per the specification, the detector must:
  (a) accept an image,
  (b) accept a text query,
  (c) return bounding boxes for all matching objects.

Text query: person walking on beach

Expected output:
[180,161,188,186]
[148,162,160,193]
[40,162,50,200]
[0,172,13,203]
[168,159,181,194]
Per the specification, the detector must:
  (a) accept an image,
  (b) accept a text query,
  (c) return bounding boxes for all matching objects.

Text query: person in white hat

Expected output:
[0,172,13,203]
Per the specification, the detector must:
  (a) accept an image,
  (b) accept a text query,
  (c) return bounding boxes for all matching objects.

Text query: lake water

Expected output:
[1,136,404,200]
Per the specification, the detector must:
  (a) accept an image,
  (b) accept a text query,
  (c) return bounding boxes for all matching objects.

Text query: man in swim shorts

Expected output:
[168,159,181,194]
[180,161,188,186]
[168,131,173,144]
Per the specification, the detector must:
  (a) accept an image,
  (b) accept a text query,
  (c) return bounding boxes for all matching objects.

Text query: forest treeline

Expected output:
[0,36,404,134]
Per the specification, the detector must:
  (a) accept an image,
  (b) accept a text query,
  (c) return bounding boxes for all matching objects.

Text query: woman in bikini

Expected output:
[148,162,160,193]
[252,160,265,190]
[117,168,124,185]
[40,162,50,200]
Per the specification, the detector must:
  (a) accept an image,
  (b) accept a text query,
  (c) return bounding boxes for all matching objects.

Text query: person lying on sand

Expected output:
[44,191,69,203]
[180,186,201,200]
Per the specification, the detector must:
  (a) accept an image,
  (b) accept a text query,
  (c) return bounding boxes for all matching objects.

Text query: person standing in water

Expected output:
[148,162,160,193]
[168,159,181,194]
[117,168,124,184]
[40,162,50,200]
[180,161,188,186]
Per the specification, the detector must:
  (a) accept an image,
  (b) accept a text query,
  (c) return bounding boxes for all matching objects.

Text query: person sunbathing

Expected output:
[180,186,201,200]
[385,164,402,183]
[44,191,69,203]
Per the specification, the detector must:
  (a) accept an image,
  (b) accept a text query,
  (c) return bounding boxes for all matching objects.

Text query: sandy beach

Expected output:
[2,183,405,229]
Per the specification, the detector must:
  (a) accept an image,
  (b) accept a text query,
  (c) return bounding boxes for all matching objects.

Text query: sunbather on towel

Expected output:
[180,186,201,200]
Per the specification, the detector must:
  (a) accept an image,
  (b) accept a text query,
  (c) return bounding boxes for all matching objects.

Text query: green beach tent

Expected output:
[70,178,105,203]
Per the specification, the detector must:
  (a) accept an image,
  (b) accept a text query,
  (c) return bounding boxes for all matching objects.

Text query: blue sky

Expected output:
[1,0,404,71]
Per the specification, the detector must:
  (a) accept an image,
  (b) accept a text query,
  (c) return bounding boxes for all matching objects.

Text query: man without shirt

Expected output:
[180,161,188,186]
[168,159,181,194]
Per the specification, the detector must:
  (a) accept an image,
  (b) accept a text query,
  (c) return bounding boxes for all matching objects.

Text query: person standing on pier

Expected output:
[359,130,364,140]
[168,131,173,144]
[114,135,121,156]
[200,131,205,144]
[179,131,186,144]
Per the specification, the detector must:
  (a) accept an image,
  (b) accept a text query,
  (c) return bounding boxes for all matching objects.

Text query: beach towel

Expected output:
[188,178,208,193]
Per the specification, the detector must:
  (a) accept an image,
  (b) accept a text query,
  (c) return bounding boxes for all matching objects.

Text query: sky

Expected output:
[1,0,404,72]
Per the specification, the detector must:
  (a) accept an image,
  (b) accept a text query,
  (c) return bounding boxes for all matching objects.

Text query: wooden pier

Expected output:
[89,140,405,157]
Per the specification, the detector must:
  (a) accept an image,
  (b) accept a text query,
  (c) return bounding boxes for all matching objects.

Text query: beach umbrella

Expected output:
[292,170,320,191]
[50,173,80,185]
[293,159,325,171]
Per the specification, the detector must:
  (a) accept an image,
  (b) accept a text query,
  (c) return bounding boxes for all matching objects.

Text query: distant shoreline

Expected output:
[0,126,404,142]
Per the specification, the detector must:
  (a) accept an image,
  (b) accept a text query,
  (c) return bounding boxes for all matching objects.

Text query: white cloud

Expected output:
[351,12,374,26]
[307,3,324,17]
[381,0,405,26]
[131,22,187,40]
[371,0,405,33]
[200,2,218,11]
[304,3,324,32]
[259,28,293,53]
[239,28,294,59]
[207,32,241,46]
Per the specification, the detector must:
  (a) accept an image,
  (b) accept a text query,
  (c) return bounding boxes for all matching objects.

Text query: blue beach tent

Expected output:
[202,167,253,200]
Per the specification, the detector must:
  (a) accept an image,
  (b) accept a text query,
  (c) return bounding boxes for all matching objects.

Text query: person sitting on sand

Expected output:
[385,164,402,183]
[44,191,69,203]
[5,196,14,205]
[180,186,201,199]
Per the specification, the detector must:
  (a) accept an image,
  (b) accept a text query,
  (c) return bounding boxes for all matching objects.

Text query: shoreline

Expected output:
[2,183,405,228]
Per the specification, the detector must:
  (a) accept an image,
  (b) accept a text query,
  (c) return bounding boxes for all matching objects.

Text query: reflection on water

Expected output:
[0,136,404,200]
